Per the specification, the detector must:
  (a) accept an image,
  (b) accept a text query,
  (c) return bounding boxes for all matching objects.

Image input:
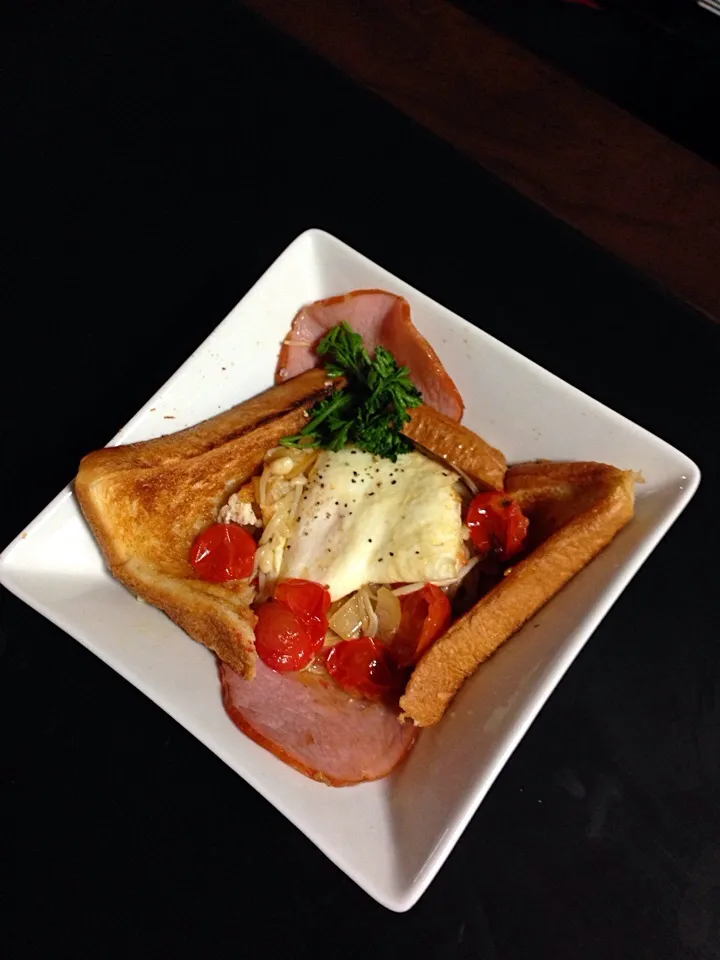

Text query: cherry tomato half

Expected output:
[254,601,323,672]
[390,583,451,667]
[324,638,404,701]
[466,493,529,562]
[274,579,331,646]
[189,523,256,582]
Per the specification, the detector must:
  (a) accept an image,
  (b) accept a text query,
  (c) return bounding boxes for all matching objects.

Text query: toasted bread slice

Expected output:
[75,370,336,679]
[402,405,506,491]
[399,461,635,726]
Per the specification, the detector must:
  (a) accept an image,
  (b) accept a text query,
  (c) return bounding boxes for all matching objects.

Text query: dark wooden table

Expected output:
[4,3,720,958]
[244,0,720,323]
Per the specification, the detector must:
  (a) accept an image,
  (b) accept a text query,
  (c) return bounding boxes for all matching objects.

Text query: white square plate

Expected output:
[0,229,700,911]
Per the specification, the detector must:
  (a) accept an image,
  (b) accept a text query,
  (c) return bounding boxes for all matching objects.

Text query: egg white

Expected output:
[279,447,465,600]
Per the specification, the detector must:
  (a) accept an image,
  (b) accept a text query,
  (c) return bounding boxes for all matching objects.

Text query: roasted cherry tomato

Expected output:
[275,578,331,617]
[189,523,256,582]
[390,583,451,667]
[254,601,323,672]
[275,579,330,636]
[324,638,404,701]
[274,579,331,646]
[466,493,529,561]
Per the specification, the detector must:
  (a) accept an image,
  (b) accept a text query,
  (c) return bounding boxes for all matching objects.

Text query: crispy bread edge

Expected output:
[402,405,507,491]
[76,368,336,482]
[123,559,259,678]
[74,371,338,679]
[399,462,635,726]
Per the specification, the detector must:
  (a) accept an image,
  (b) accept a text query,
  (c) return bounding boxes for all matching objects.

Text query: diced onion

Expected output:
[267,455,296,476]
[392,582,425,598]
[375,586,401,640]
[329,592,366,640]
[330,585,380,639]
[259,470,269,514]
[359,585,378,638]
[286,450,317,479]
[264,446,288,462]
[255,542,277,575]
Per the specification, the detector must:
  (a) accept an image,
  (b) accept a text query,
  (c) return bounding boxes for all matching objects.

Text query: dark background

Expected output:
[3,3,720,958]
[455,0,720,165]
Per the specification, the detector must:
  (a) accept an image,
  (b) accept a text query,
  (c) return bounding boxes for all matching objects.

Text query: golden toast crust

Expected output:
[402,405,507,491]
[399,461,635,726]
[76,367,633,721]
[75,370,336,678]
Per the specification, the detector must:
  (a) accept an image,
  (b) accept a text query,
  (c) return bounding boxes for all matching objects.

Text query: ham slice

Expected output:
[275,290,464,421]
[219,659,416,786]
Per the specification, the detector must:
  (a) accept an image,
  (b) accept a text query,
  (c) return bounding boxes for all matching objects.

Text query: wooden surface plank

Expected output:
[241,0,720,322]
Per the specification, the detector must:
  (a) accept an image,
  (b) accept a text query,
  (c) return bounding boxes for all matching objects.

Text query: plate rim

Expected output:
[0,227,702,911]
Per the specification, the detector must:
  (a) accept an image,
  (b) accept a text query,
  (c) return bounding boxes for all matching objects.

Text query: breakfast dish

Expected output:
[75,290,636,784]
[1,229,699,908]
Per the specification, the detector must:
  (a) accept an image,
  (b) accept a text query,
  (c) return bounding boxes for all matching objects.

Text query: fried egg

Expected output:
[279,447,466,600]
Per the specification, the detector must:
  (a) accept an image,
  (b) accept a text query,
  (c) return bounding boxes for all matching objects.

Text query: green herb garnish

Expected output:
[280,322,422,461]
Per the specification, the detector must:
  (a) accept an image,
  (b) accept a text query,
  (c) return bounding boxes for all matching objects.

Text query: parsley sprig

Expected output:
[279,323,422,461]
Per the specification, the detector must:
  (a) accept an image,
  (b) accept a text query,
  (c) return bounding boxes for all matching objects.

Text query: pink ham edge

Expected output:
[219,659,416,786]
[275,289,464,421]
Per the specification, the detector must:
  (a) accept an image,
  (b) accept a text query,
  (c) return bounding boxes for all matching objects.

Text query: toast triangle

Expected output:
[75,370,335,678]
[399,460,635,726]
